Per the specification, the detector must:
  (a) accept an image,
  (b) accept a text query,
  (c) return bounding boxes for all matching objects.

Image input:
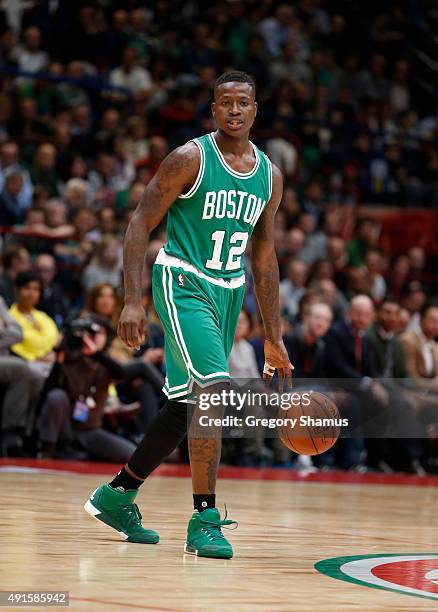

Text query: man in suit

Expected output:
[283,301,335,470]
[325,294,390,470]
[284,301,332,378]
[366,297,426,474]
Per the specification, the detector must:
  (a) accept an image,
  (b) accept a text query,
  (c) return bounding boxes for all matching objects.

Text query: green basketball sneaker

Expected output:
[184,508,237,559]
[84,484,159,544]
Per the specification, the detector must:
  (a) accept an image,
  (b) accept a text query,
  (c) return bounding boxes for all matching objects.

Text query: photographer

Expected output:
[37,315,136,461]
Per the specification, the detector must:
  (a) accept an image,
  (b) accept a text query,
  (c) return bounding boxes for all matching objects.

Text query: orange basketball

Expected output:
[277,391,341,456]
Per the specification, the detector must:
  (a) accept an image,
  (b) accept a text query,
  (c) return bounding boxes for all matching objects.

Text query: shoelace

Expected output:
[118,503,142,529]
[199,507,238,542]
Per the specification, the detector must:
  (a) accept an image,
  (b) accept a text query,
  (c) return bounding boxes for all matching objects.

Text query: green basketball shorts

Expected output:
[152,251,245,402]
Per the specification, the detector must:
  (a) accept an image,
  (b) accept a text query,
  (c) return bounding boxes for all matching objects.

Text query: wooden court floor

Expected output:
[1,462,438,611]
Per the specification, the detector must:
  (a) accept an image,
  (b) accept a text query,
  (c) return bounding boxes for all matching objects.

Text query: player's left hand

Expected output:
[263,339,294,392]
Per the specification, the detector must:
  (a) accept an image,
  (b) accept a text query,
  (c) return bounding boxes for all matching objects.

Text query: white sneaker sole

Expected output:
[184,542,198,555]
[83,498,128,540]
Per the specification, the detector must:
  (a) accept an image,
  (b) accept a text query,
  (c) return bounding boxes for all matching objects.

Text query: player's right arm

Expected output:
[118,142,200,349]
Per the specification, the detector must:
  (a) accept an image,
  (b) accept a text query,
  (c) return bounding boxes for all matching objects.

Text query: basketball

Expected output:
[277,391,341,456]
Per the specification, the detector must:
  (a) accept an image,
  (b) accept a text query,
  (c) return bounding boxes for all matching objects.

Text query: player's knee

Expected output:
[161,400,188,437]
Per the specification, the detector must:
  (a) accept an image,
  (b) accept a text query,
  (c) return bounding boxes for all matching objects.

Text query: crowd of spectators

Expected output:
[0,1,437,472]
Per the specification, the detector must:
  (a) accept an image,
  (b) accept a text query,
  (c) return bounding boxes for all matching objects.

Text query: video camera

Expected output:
[62,315,106,357]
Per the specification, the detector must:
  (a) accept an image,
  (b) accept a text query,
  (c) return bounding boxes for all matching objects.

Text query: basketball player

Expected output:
[85,71,293,559]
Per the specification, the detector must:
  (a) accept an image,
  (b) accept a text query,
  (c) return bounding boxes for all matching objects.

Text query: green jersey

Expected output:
[163,132,273,280]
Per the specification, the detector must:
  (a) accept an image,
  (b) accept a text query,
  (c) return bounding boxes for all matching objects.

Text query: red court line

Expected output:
[70,596,179,611]
[1,458,438,487]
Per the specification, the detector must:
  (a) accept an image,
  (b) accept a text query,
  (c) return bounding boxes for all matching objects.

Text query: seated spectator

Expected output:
[312,279,348,322]
[283,300,335,469]
[401,281,427,332]
[115,181,145,217]
[397,307,412,335]
[53,208,96,267]
[30,143,60,197]
[366,297,426,474]
[400,303,438,459]
[88,152,133,206]
[265,120,298,181]
[11,26,49,73]
[407,246,427,283]
[280,259,309,321]
[228,309,273,466]
[64,178,91,217]
[8,97,49,154]
[326,236,349,290]
[135,136,168,179]
[387,254,410,299]
[228,309,261,379]
[285,228,306,258]
[58,61,90,110]
[123,117,149,161]
[311,259,335,283]
[0,169,25,227]
[109,47,153,105]
[0,140,33,211]
[0,244,30,306]
[93,108,121,155]
[325,295,390,470]
[0,296,34,456]
[37,316,136,462]
[84,283,164,432]
[364,248,387,303]
[297,212,328,264]
[344,265,372,300]
[9,271,59,377]
[283,302,332,378]
[17,200,74,241]
[82,237,122,292]
[301,181,326,221]
[400,302,438,383]
[346,218,380,267]
[34,254,70,327]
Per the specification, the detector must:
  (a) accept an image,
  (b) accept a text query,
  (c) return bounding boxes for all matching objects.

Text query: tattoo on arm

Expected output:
[123,143,199,304]
[252,248,281,342]
[251,164,283,342]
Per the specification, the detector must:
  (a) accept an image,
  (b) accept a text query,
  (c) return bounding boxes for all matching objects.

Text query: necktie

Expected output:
[354,332,362,370]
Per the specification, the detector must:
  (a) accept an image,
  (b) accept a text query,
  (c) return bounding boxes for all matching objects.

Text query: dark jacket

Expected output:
[37,281,70,325]
[366,323,408,378]
[0,273,15,307]
[42,351,125,430]
[325,319,372,379]
[0,190,24,227]
[283,325,327,379]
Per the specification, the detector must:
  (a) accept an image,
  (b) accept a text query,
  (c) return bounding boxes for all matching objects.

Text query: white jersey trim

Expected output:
[265,154,273,202]
[208,132,260,179]
[178,139,205,199]
[155,248,245,289]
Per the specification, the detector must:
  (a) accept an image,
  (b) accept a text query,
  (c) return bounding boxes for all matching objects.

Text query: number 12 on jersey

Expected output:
[206,230,249,272]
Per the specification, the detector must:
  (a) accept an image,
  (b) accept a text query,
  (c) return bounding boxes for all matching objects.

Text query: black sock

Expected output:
[193,494,216,512]
[110,468,143,491]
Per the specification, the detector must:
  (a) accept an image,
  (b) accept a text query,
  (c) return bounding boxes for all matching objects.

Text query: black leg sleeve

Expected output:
[127,399,188,479]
